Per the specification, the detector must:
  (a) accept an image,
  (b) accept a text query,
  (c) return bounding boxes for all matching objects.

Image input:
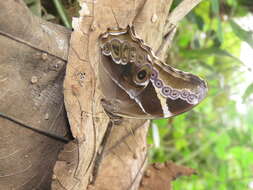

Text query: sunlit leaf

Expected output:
[214,133,231,159]
[229,20,253,49]
[153,119,168,128]
[177,21,194,48]
[217,18,223,44]
[226,0,237,7]
[175,139,188,150]
[181,48,242,63]
[242,83,253,102]
[218,163,228,181]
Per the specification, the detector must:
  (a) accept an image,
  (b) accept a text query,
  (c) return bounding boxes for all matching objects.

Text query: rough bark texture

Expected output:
[0,0,71,189]
[0,0,203,189]
[53,0,175,190]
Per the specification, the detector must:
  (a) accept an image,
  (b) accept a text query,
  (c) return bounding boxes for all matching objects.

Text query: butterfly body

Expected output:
[99,26,207,119]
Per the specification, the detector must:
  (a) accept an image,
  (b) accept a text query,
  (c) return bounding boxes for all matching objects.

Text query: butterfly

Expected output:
[99,26,207,119]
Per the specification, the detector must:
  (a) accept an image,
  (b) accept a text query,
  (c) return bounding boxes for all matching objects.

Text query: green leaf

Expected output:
[229,20,253,49]
[153,119,168,128]
[181,48,242,63]
[214,133,231,159]
[177,22,194,48]
[226,0,237,7]
[52,0,72,28]
[243,83,253,102]
[218,163,228,181]
[211,0,219,15]
[187,12,204,30]
[217,18,223,43]
[213,92,229,108]
[175,139,188,150]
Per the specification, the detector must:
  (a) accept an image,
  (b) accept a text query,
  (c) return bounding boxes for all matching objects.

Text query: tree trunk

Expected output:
[0,0,202,190]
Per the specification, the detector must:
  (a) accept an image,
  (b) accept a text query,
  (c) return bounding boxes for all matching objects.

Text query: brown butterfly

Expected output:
[99,26,207,119]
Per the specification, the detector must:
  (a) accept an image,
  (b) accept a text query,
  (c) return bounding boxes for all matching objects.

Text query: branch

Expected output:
[157,0,203,60]
[166,0,203,27]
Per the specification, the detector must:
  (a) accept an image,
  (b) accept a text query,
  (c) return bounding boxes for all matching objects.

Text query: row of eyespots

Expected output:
[101,39,142,65]
[150,68,198,104]
[102,28,199,83]
[101,42,111,56]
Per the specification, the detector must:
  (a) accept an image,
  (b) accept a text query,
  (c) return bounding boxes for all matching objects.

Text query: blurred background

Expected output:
[24,0,253,189]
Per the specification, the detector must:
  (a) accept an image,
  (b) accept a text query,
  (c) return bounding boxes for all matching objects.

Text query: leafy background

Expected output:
[149,0,253,189]
[25,0,253,189]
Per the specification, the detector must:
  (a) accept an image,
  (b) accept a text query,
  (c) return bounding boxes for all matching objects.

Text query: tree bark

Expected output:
[0,0,202,190]
[0,0,70,189]
[55,0,174,189]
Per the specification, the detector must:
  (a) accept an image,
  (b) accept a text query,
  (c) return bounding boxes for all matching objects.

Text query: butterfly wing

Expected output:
[148,61,207,117]
[99,26,207,119]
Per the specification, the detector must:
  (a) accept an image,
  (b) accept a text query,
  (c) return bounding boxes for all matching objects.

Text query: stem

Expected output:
[52,0,72,28]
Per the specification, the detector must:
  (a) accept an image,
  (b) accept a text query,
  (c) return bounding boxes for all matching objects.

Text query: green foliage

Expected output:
[25,0,75,28]
[243,83,253,102]
[52,0,71,28]
[148,0,253,189]
[229,20,253,48]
